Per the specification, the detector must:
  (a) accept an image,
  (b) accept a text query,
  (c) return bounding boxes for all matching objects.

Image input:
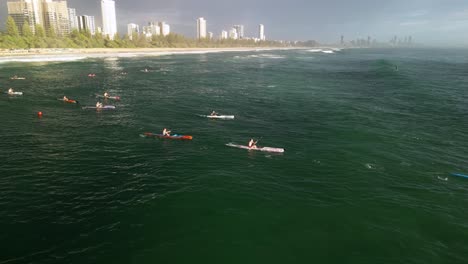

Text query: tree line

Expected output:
[0,16,301,49]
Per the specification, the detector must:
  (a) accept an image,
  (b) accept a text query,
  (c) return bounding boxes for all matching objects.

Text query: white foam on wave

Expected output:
[0,55,87,64]
[235,53,285,59]
[307,49,337,54]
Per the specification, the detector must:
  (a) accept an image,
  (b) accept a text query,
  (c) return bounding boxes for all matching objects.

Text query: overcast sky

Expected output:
[1,0,468,45]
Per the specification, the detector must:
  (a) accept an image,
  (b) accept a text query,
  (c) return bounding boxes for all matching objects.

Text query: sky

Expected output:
[1,0,468,45]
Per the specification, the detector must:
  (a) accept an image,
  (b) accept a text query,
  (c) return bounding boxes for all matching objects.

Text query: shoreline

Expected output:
[0,47,303,58]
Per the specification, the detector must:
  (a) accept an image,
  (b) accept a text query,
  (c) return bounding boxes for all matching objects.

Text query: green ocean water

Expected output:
[0,48,468,264]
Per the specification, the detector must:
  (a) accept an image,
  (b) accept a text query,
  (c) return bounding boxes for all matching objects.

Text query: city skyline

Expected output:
[1,0,468,45]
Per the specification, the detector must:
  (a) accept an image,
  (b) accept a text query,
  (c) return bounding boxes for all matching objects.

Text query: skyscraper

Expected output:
[127,23,140,40]
[220,30,228,40]
[159,22,170,36]
[233,25,244,39]
[68,8,78,30]
[229,28,238,39]
[78,15,96,35]
[101,0,117,39]
[147,22,161,36]
[7,0,44,35]
[259,24,265,41]
[42,0,70,36]
[196,17,207,39]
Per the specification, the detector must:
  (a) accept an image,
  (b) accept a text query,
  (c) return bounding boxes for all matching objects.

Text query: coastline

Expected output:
[0,47,302,61]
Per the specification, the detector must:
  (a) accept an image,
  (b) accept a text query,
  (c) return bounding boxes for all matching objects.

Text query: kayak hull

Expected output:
[96,94,121,100]
[58,99,78,104]
[205,115,235,120]
[451,173,468,179]
[82,105,116,110]
[6,92,23,95]
[226,143,284,153]
[142,132,193,140]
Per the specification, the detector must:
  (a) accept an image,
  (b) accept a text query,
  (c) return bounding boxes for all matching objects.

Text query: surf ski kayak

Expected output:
[10,77,26,80]
[451,173,468,179]
[6,92,23,95]
[202,115,235,120]
[96,94,121,100]
[141,132,193,140]
[82,105,116,110]
[58,98,79,104]
[226,143,284,153]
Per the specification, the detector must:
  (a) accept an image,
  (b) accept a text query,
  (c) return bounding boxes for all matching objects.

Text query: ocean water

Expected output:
[1,48,468,264]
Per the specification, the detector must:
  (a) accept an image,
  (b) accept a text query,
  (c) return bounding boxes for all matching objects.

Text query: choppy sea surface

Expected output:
[1,48,468,264]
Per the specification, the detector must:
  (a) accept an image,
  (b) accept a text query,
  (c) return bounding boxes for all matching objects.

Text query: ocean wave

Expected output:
[0,55,88,64]
[235,54,286,59]
[307,49,337,54]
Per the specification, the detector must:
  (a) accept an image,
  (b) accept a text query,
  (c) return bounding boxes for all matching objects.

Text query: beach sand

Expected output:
[0,47,296,57]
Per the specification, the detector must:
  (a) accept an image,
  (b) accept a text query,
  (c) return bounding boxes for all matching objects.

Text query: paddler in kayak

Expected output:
[63,96,69,102]
[248,139,257,149]
[96,102,103,109]
[210,110,218,116]
[8,88,14,94]
[162,128,171,136]
[104,92,109,98]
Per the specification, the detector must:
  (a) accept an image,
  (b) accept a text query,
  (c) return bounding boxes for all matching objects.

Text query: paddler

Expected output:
[96,102,103,108]
[8,88,14,94]
[248,139,257,149]
[210,110,218,116]
[162,128,171,136]
[104,92,109,98]
[63,96,69,101]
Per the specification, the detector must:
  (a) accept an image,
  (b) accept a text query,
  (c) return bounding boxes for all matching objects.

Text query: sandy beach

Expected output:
[0,47,299,58]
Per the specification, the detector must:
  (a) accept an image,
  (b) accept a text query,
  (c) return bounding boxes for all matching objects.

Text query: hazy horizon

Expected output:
[0,0,467,46]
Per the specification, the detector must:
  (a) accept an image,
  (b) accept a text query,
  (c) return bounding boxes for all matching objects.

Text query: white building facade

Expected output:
[101,0,117,39]
[78,15,96,35]
[159,22,170,36]
[127,23,140,40]
[259,24,265,41]
[196,17,207,39]
[68,8,78,30]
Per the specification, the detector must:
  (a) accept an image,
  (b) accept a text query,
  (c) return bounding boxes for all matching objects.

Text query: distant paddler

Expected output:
[248,139,258,149]
[162,128,171,136]
[96,102,103,109]
[63,95,69,102]
[104,92,109,98]
[210,110,219,116]
[8,88,14,94]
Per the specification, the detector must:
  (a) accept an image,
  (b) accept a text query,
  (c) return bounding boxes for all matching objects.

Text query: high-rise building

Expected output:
[7,0,44,35]
[159,22,170,36]
[68,8,78,30]
[42,0,70,36]
[78,15,96,35]
[101,0,117,39]
[147,22,161,36]
[229,28,238,39]
[340,35,344,45]
[196,17,207,39]
[233,25,244,39]
[221,30,228,40]
[259,24,265,41]
[127,23,140,40]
